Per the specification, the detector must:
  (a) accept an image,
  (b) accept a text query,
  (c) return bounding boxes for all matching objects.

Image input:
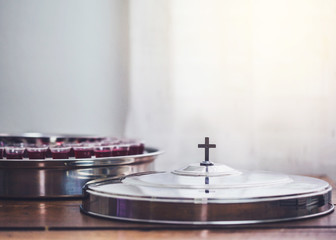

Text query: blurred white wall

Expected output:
[126,0,336,180]
[1,0,336,179]
[0,0,129,136]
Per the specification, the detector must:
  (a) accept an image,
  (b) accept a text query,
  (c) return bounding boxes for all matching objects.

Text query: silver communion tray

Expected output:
[81,137,333,225]
[0,133,162,199]
[81,163,334,225]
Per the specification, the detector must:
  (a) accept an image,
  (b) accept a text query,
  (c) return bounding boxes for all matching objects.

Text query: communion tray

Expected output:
[81,138,333,225]
[0,133,162,199]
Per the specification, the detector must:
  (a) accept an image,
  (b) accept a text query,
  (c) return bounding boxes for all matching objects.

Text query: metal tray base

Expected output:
[80,204,334,225]
[80,190,334,225]
[0,147,161,199]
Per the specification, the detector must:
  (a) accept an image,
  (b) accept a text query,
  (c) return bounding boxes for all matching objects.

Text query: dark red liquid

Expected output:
[46,149,52,158]
[112,148,128,157]
[74,149,92,159]
[52,152,69,159]
[94,149,112,158]
[69,148,75,157]
[139,143,144,154]
[27,151,46,159]
[128,145,139,155]
[6,153,23,159]
[23,149,28,158]
[128,144,145,155]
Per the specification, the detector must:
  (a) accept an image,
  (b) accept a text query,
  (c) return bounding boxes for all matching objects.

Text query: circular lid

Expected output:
[81,137,334,225]
[84,164,328,202]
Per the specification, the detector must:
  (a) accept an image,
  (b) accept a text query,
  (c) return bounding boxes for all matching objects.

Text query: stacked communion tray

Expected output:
[0,133,161,199]
[81,137,334,225]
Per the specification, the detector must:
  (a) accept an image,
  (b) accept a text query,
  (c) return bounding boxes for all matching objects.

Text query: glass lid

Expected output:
[85,165,329,202]
[81,137,334,225]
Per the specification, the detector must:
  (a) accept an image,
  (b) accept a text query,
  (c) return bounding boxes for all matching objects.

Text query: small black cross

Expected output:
[198,137,216,166]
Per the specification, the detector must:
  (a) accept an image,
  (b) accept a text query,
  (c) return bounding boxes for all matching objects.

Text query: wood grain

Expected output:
[0,197,335,230]
[0,229,336,240]
[0,175,334,239]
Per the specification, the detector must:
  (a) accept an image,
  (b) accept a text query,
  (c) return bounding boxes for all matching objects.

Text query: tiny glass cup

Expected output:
[112,144,130,157]
[93,145,113,158]
[123,139,145,155]
[102,137,120,143]
[0,146,4,159]
[73,144,93,159]
[138,141,145,154]
[65,144,75,158]
[5,145,26,159]
[100,138,120,146]
[26,145,49,159]
[50,145,71,159]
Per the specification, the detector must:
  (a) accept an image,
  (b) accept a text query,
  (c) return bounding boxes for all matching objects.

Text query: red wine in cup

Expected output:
[6,152,23,159]
[94,149,112,158]
[27,151,46,159]
[112,147,128,157]
[74,149,92,159]
[52,152,70,159]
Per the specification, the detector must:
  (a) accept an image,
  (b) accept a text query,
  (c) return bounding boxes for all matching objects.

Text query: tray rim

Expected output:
[0,147,163,169]
[80,204,335,225]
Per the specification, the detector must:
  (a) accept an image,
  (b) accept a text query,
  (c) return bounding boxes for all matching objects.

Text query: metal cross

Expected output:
[198,137,216,166]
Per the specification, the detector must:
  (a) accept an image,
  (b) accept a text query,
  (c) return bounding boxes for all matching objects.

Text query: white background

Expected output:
[0,0,129,135]
[1,0,336,180]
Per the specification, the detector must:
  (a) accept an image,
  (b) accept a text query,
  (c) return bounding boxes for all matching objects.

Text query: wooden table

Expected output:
[0,176,335,239]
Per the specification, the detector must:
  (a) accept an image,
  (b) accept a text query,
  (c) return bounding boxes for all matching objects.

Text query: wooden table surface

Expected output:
[0,176,335,239]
